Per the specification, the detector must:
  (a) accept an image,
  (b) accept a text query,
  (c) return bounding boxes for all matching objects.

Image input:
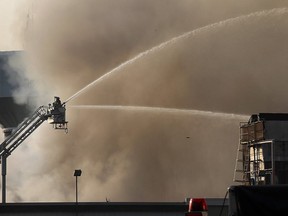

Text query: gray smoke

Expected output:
[6,0,288,202]
[4,53,37,107]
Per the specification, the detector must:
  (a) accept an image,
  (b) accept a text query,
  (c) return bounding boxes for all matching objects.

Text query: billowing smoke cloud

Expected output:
[6,0,288,202]
[4,53,37,107]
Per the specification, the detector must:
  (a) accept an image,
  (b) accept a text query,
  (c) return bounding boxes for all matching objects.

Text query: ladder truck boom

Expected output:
[0,106,47,157]
[0,97,67,157]
[0,96,68,203]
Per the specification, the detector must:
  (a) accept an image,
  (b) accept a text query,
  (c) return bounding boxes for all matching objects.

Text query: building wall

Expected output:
[0,200,228,216]
[265,121,288,141]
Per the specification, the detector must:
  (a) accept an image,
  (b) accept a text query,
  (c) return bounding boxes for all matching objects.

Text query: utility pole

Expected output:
[1,155,7,204]
[74,169,82,216]
[74,169,82,203]
[1,128,13,204]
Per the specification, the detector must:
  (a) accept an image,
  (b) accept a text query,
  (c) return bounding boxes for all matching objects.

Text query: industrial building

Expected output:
[234,113,288,185]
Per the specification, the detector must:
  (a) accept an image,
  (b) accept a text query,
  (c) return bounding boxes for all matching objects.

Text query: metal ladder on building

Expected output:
[233,141,250,184]
[233,123,250,184]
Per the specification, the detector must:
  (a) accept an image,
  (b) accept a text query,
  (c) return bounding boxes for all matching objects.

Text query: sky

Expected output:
[2,0,288,203]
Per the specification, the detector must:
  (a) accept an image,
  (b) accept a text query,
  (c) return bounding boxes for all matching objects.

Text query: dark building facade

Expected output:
[0,51,31,128]
[235,113,288,185]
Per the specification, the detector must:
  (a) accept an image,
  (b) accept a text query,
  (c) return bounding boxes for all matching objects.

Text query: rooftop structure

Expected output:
[234,113,288,185]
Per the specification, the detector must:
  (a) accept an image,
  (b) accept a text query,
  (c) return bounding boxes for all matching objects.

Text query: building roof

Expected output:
[249,113,288,123]
[0,199,227,216]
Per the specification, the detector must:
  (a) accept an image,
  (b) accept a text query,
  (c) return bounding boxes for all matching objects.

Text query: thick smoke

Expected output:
[4,53,37,107]
[6,0,288,202]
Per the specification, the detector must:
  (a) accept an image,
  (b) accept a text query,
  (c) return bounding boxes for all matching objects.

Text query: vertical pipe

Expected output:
[76,176,78,204]
[271,141,274,185]
[75,176,79,216]
[253,145,256,185]
[1,155,6,204]
[1,128,12,204]
[74,169,81,215]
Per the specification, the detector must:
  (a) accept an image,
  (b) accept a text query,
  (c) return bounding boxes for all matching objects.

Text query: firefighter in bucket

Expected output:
[48,97,68,132]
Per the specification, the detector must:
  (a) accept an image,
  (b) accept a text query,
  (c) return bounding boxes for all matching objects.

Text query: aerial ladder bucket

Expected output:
[47,96,68,132]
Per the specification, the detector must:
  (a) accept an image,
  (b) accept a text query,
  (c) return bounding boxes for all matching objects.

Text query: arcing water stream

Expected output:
[64,8,287,105]
[71,105,249,119]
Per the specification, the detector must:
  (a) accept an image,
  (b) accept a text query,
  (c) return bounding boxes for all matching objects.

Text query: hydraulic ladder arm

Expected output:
[0,96,68,203]
[0,106,48,157]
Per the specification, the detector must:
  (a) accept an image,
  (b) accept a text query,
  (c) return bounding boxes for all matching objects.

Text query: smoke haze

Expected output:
[4,0,288,202]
